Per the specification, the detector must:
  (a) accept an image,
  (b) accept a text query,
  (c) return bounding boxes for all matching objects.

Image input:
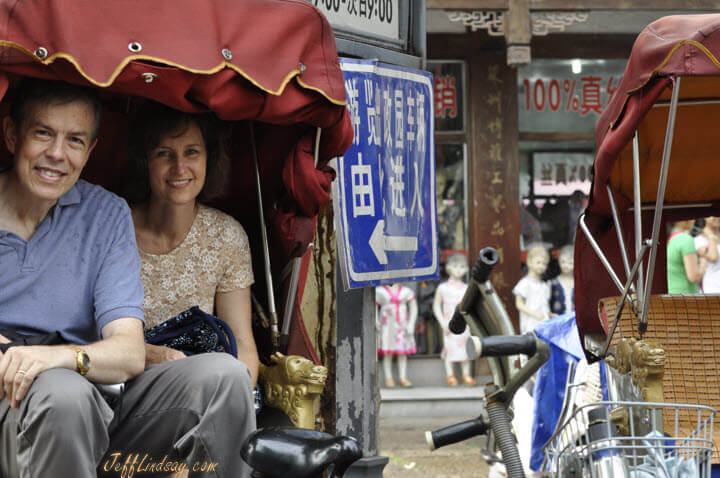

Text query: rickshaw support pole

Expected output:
[580,213,626,295]
[606,183,633,290]
[640,76,682,336]
[602,239,651,357]
[249,122,279,350]
[633,130,644,308]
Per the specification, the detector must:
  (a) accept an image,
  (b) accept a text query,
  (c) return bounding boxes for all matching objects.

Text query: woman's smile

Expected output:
[167,179,193,188]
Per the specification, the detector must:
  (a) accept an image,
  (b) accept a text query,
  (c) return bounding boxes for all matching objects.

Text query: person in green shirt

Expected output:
[667,220,707,293]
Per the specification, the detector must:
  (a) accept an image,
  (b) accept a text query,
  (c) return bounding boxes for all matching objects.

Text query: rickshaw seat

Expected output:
[240,427,361,478]
[600,294,720,462]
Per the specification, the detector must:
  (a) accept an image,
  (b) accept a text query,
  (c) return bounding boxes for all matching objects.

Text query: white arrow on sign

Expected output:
[369,220,418,265]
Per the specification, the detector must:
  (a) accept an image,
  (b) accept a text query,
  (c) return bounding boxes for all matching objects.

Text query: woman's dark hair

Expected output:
[125,101,229,204]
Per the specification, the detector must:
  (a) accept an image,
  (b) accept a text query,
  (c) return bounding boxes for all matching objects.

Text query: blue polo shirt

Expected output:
[0,179,144,344]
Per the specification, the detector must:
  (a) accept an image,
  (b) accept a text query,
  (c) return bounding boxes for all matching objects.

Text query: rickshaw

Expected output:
[551,13,720,478]
[0,0,366,476]
[429,13,720,478]
[0,1,351,371]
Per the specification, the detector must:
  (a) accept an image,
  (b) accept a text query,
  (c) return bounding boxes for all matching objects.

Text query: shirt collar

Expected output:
[57,182,82,207]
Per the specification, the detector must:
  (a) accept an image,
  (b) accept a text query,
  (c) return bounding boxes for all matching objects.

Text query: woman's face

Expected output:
[147,121,207,206]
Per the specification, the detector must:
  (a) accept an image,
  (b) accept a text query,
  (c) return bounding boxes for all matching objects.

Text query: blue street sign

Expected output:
[334,58,438,289]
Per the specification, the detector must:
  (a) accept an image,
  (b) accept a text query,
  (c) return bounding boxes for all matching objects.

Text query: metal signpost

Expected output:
[335,58,438,290]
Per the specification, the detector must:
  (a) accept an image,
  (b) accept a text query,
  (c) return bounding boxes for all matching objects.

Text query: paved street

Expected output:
[378,416,491,478]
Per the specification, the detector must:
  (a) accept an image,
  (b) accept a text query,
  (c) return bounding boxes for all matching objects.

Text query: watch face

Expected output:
[78,351,90,373]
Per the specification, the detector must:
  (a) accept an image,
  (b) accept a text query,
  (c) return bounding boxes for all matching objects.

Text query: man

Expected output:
[0,79,254,477]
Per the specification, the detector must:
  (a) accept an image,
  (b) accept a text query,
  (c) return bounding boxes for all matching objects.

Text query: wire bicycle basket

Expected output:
[545,401,715,478]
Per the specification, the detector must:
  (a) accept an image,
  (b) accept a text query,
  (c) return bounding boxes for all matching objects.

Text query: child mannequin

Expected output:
[433,253,476,386]
[511,244,551,474]
[376,284,418,388]
[513,245,551,334]
[550,245,574,315]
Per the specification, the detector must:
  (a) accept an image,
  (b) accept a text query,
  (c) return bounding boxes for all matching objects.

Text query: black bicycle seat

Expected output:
[241,427,362,478]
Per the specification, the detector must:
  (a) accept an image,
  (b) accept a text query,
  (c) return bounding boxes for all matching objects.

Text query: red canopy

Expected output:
[0,0,354,362]
[577,14,720,356]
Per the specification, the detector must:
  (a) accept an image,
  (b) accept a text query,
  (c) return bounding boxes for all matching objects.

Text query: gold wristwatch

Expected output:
[70,345,90,376]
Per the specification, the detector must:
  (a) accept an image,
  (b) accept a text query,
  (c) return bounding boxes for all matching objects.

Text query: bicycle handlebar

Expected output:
[427,333,549,478]
[425,417,488,451]
[471,247,499,283]
[448,247,499,335]
[467,334,537,358]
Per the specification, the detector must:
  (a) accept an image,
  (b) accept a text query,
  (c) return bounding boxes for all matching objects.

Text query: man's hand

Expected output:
[0,333,10,344]
[144,343,185,366]
[0,345,73,408]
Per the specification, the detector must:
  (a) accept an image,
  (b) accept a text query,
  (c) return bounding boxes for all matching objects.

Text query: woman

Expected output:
[667,220,707,294]
[125,101,259,385]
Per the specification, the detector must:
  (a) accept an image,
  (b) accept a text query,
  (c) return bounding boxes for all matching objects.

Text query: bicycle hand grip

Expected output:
[467,334,537,358]
[471,247,499,283]
[425,417,488,451]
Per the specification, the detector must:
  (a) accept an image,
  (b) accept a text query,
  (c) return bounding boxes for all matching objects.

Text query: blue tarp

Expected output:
[529,313,608,470]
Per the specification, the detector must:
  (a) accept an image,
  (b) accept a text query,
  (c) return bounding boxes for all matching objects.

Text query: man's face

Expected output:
[3,100,97,204]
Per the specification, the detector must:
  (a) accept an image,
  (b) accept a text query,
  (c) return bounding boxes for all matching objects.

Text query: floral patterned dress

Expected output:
[376,285,417,357]
[139,205,254,328]
[436,279,470,362]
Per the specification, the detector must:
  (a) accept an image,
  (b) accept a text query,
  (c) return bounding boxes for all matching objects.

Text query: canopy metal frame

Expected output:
[580,76,683,351]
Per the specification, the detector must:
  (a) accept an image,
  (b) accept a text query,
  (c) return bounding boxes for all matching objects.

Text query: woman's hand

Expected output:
[144,343,185,366]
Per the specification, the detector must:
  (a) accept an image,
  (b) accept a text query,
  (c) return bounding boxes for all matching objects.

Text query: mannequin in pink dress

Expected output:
[432,253,476,386]
[376,284,418,388]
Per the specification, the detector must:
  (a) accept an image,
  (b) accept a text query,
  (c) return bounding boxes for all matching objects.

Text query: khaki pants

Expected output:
[0,353,255,478]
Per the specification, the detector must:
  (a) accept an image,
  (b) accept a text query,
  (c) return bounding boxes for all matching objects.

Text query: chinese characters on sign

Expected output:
[521,75,618,116]
[533,152,594,196]
[483,63,508,291]
[312,0,400,40]
[428,61,465,133]
[518,59,626,133]
[335,59,437,289]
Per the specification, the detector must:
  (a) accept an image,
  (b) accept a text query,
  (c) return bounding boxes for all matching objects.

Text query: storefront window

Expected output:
[437,143,467,253]
[525,151,592,249]
[411,61,468,356]
[414,142,467,355]
[517,59,624,256]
